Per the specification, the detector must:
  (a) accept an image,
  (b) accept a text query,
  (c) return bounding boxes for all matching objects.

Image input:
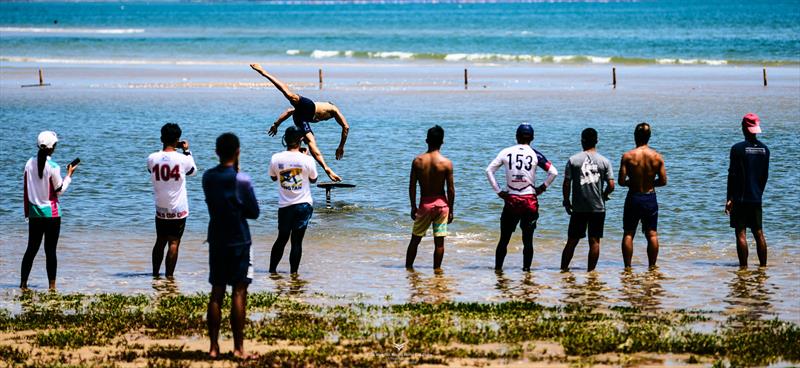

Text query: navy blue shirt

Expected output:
[727,139,769,204]
[202,164,260,247]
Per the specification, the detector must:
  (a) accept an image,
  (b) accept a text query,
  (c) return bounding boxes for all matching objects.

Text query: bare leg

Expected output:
[433,236,445,270]
[304,133,341,182]
[561,237,580,271]
[231,282,249,359]
[644,229,659,268]
[735,228,749,268]
[152,236,168,277]
[249,64,300,104]
[587,237,601,272]
[405,235,422,269]
[207,285,226,359]
[164,239,180,278]
[495,229,513,270]
[521,227,534,271]
[289,228,306,274]
[269,230,291,273]
[753,229,767,267]
[621,230,635,269]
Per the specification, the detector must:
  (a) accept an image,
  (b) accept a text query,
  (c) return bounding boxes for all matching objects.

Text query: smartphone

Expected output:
[68,158,80,168]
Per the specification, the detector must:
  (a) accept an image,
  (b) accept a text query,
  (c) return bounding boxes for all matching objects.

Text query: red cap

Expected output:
[742,113,761,134]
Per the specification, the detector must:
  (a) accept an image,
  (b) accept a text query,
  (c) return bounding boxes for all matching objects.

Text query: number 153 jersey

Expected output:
[147,151,197,219]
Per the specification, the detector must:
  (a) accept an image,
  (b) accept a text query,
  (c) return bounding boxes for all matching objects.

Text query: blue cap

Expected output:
[516,123,534,137]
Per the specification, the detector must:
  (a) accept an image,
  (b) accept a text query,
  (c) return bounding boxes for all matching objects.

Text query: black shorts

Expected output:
[500,203,538,234]
[730,202,763,230]
[155,217,186,240]
[623,192,658,233]
[209,244,253,286]
[278,203,314,233]
[291,96,316,134]
[568,212,606,239]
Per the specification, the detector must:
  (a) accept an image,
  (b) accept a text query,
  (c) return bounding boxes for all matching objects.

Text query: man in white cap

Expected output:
[725,113,770,268]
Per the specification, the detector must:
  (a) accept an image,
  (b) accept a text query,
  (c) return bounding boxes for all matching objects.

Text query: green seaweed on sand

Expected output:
[0,292,797,366]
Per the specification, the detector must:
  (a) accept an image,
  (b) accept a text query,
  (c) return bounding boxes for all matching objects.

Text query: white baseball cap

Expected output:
[37,131,58,149]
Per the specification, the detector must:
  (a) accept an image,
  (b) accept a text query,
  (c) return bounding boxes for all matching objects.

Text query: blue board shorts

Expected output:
[208,244,253,286]
[291,96,316,134]
[278,203,314,233]
[623,192,658,233]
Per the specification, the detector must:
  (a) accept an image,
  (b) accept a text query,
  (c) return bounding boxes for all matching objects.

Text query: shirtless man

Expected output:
[405,125,455,270]
[250,63,347,182]
[618,122,667,269]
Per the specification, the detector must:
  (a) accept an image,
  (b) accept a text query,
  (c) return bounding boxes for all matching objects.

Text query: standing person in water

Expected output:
[561,128,615,272]
[21,131,78,290]
[618,122,667,269]
[202,133,260,359]
[486,123,558,271]
[726,113,770,268]
[405,125,455,270]
[268,126,318,274]
[146,123,197,278]
[250,63,348,182]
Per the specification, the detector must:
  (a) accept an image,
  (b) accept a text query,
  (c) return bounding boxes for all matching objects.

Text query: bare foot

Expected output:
[209,343,220,359]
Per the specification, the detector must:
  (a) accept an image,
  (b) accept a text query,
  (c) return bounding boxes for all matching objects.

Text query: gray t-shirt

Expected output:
[564,151,613,212]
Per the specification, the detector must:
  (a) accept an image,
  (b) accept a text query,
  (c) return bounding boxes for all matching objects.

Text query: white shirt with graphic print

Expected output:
[269,151,318,208]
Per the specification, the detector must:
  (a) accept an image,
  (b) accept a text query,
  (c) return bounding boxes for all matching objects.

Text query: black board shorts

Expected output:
[155,217,186,240]
[291,96,316,134]
[568,212,606,239]
[623,192,658,233]
[730,202,763,230]
[208,244,253,286]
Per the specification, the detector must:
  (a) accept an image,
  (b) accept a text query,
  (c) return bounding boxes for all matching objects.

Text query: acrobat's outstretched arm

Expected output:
[250,63,301,104]
[268,108,295,137]
[332,106,350,160]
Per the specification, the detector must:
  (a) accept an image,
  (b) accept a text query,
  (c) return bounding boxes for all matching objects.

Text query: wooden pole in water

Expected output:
[763,67,767,87]
[39,69,44,86]
[464,68,468,90]
[612,67,617,88]
[319,68,323,90]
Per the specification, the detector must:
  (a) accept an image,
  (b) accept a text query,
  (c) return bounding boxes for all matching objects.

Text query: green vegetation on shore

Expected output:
[0,292,798,367]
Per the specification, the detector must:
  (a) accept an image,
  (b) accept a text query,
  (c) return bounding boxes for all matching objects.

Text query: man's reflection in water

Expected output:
[724,267,772,321]
[269,272,308,297]
[560,271,607,309]
[619,268,666,312]
[152,276,180,298]
[494,270,541,302]
[406,269,455,304]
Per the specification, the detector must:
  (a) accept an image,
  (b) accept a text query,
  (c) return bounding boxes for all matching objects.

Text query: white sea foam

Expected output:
[368,51,415,59]
[656,58,677,64]
[310,50,340,58]
[343,50,355,57]
[701,59,728,66]
[588,56,611,63]
[552,55,576,63]
[0,27,144,35]
[285,49,301,55]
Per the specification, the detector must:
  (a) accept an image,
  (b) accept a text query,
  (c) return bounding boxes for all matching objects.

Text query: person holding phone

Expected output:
[21,131,78,290]
[147,123,197,278]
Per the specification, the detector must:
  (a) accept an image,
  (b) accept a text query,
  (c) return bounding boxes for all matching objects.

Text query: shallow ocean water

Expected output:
[0,62,798,323]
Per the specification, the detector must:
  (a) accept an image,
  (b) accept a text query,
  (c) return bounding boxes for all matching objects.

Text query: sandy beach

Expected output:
[2,1,800,365]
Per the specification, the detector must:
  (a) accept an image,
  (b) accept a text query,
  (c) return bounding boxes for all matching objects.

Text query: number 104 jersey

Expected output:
[147,151,197,219]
